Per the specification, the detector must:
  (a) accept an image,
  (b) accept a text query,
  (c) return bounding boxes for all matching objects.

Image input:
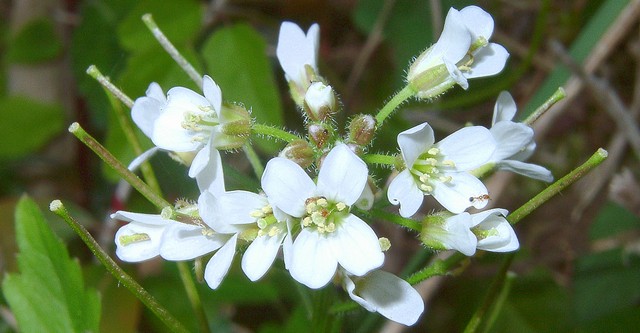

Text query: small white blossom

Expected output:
[421,209,518,256]
[489,91,553,182]
[276,21,320,105]
[304,81,336,120]
[407,6,508,99]
[262,144,384,289]
[342,270,424,326]
[388,122,496,217]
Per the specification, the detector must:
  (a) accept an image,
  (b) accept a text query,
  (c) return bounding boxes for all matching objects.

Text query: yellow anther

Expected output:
[261,205,273,214]
[379,237,391,251]
[317,198,328,207]
[425,157,438,166]
[257,218,268,229]
[419,174,430,183]
[325,223,336,233]
[250,210,264,218]
[311,211,325,225]
[419,184,433,192]
[201,228,215,237]
[336,202,347,211]
[268,226,280,237]
[442,160,456,167]
[427,147,440,155]
[302,217,312,227]
[439,175,453,183]
[306,202,317,213]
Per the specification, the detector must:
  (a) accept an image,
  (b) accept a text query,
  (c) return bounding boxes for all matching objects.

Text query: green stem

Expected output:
[522,87,566,126]
[68,122,171,210]
[507,148,608,225]
[362,153,396,166]
[252,123,301,143]
[462,253,515,333]
[374,84,415,127]
[243,144,264,179]
[86,65,134,108]
[406,252,467,285]
[142,14,203,89]
[49,200,190,333]
[360,207,421,232]
[177,262,210,333]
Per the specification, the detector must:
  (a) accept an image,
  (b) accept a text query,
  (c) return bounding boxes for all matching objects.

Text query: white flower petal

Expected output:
[437,126,495,170]
[131,82,166,139]
[114,222,165,262]
[111,211,171,225]
[204,234,238,289]
[216,191,268,225]
[492,91,517,124]
[469,208,509,227]
[276,22,319,87]
[465,43,509,79]
[330,215,384,277]
[475,215,519,252]
[398,122,435,168]
[159,223,226,260]
[128,147,159,172]
[460,6,494,40]
[445,59,468,89]
[317,144,368,205]
[490,122,534,161]
[352,270,424,326]
[202,75,222,116]
[242,232,285,281]
[289,229,338,289]
[190,143,225,194]
[443,214,478,256]
[387,170,424,218]
[197,191,248,234]
[262,157,316,217]
[497,160,554,182]
[418,8,471,73]
[432,172,489,213]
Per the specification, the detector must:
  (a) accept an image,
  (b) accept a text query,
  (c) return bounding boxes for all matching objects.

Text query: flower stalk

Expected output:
[374,85,415,127]
[523,87,566,125]
[142,13,203,89]
[86,65,134,108]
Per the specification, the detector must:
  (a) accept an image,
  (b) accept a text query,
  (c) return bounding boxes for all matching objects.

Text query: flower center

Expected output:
[410,147,456,193]
[180,105,220,143]
[250,204,285,238]
[301,197,349,234]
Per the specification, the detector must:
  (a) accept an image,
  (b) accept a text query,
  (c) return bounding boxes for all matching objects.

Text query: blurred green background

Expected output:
[1,0,639,332]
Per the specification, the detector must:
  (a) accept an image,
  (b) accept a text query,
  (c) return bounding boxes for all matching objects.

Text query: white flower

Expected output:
[111,211,173,262]
[130,77,246,192]
[387,122,496,217]
[407,6,508,99]
[470,208,519,252]
[276,21,320,104]
[262,144,384,288]
[198,189,293,282]
[421,209,518,256]
[489,91,553,182]
[342,270,424,326]
[422,213,478,256]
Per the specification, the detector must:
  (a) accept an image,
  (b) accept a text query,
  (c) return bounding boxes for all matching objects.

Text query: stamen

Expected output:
[427,147,440,155]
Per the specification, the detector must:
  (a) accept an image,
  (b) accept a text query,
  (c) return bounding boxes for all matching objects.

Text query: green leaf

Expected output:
[0,96,65,160]
[2,196,101,333]
[202,23,284,153]
[7,18,62,64]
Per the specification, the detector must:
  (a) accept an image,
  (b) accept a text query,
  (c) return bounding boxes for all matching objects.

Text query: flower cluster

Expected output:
[110,5,551,327]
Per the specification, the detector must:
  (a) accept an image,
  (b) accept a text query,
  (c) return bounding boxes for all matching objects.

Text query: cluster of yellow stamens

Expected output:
[410,147,456,193]
[180,105,219,137]
[302,197,348,234]
[250,204,283,238]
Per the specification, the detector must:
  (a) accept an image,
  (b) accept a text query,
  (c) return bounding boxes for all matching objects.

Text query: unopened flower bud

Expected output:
[279,139,315,168]
[308,122,332,148]
[348,114,376,146]
[216,103,251,150]
[304,82,336,121]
